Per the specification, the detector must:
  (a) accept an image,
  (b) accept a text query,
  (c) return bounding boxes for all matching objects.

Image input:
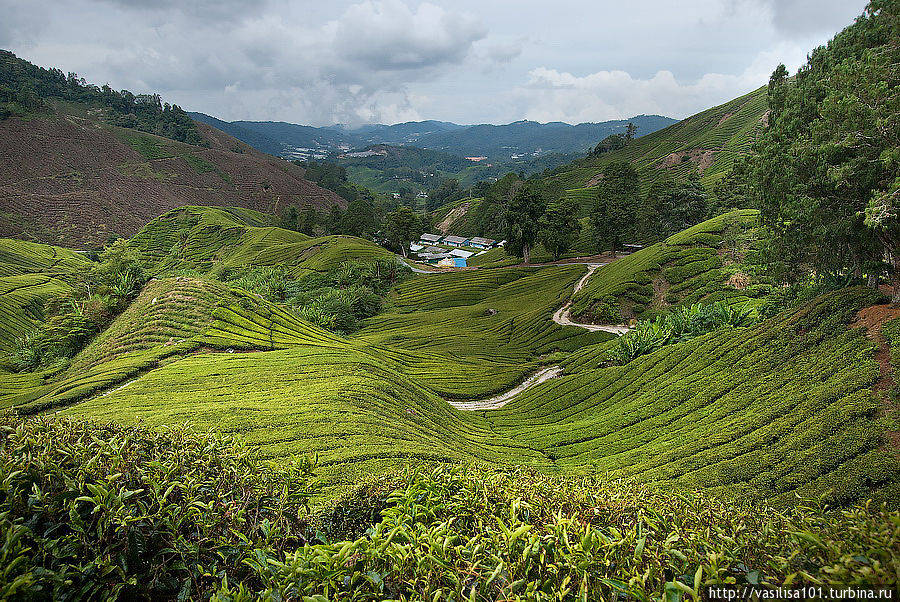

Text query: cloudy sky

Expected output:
[1,0,868,126]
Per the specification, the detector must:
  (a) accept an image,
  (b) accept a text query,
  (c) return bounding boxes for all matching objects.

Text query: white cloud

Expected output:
[513,41,811,123]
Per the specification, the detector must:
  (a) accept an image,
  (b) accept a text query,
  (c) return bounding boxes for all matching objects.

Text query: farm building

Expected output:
[419,233,443,244]
[438,257,467,268]
[443,235,469,247]
[468,237,496,249]
[449,249,474,258]
[409,243,425,253]
[420,252,454,264]
[420,245,445,254]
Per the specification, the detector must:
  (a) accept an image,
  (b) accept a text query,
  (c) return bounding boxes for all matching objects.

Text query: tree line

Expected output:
[0,49,204,145]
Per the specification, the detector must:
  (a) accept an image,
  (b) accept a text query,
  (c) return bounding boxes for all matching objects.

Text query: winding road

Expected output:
[551,263,632,334]
[448,366,563,411]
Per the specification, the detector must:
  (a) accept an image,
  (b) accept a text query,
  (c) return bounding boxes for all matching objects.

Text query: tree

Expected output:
[748,1,897,291]
[342,199,377,237]
[625,122,638,140]
[668,174,709,233]
[504,183,546,264]
[426,178,464,212]
[590,162,641,254]
[538,197,582,260]
[298,204,317,236]
[325,205,345,234]
[383,206,424,258]
[590,134,626,156]
[281,206,299,232]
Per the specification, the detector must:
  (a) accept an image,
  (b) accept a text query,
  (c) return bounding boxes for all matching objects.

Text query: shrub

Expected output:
[608,301,756,365]
[0,415,316,601]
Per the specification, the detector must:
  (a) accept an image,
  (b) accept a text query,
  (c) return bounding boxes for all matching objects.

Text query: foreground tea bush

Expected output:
[0,415,315,601]
[227,465,898,601]
[2,416,897,601]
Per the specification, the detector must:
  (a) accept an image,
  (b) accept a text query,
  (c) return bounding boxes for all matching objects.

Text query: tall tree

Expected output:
[538,197,582,260]
[342,199,376,238]
[383,206,424,258]
[625,122,638,140]
[504,182,546,264]
[748,1,897,291]
[298,204,317,236]
[591,162,641,254]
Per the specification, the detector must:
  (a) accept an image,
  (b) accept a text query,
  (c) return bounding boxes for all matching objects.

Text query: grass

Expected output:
[180,152,234,183]
[570,209,765,322]
[121,131,176,160]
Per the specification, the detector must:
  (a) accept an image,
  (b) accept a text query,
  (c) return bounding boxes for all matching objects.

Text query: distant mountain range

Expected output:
[188,113,678,161]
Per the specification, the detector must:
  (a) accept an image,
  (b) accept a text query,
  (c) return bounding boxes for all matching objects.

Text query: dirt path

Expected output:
[851,304,900,450]
[449,366,563,411]
[552,264,632,334]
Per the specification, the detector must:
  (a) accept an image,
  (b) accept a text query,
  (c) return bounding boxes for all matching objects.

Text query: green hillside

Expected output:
[0,239,91,354]
[570,209,765,323]
[545,86,767,192]
[128,205,396,275]
[51,279,898,507]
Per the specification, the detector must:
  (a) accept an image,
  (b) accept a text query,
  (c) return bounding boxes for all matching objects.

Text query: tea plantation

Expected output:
[0,205,898,597]
[570,209,766,323]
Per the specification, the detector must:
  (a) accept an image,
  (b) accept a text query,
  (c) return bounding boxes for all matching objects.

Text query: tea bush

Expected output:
[0,415,316,601]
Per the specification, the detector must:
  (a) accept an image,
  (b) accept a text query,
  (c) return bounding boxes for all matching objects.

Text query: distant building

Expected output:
[438,257,467,268]
[419,233,443,244]
[467,237,496,249]
[449,249,474,258]
[443,235,469,247]
[420,245,445,254]
[420,252,454,264]
[465,156,488,162]
[409,243,425,253]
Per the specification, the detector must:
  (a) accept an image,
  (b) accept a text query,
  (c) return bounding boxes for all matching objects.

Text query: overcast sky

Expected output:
[1,0,868,126]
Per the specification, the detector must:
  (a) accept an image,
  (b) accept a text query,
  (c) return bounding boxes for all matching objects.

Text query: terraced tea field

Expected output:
[570,209,765,323]
[1,210,897,508]
[129,205,396,275]
[545,86,768,192]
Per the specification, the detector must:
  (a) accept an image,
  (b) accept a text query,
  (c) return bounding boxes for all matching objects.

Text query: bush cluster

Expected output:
[7,241,147,372]
[1,415,315,601]
[224,259,410,335]
[607,301,755,365]
[4,417,896,601]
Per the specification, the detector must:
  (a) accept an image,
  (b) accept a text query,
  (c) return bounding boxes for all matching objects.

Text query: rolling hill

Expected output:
[0,101,345,248]
[544,86,768,192]
[0,208,894,510]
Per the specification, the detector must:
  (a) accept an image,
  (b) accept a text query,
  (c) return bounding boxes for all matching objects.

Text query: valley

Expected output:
[0,2,898,599]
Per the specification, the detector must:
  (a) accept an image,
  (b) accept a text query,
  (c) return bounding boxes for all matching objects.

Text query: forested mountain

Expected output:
[189,112,677,160]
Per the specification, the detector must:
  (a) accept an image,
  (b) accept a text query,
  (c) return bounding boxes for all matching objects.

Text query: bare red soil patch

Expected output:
[658,148,718,173]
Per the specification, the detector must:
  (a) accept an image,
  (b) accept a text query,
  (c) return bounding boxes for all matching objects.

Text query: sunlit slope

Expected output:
[490,287,898,506]
[545,86,767,191]
[570,209,763,323]
[62,283,897,505]
[128,205,395,275]
[0,239,91,354]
